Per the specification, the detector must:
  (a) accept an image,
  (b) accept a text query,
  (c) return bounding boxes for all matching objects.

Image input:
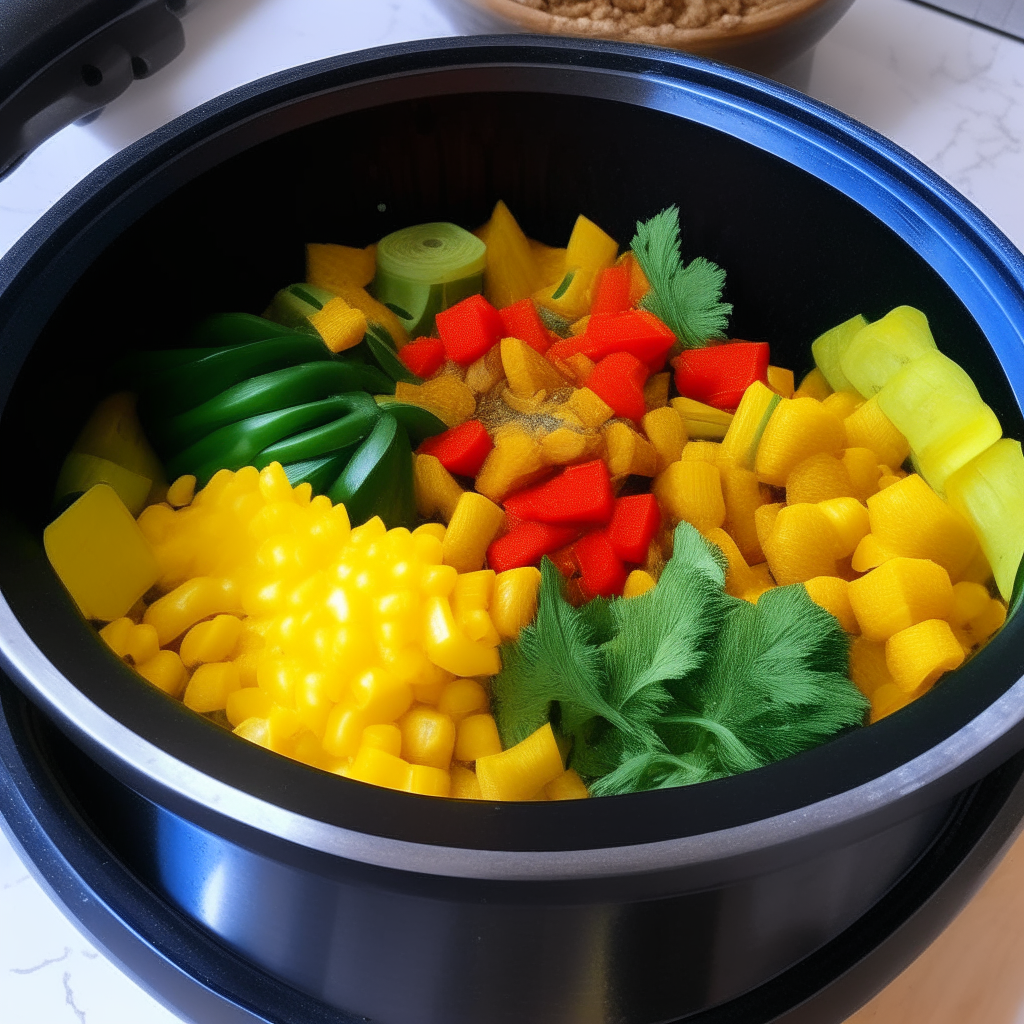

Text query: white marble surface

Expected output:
[1,0,1023,1021]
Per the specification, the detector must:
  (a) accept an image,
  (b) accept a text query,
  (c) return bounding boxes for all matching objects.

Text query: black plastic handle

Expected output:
[0,0,191,179]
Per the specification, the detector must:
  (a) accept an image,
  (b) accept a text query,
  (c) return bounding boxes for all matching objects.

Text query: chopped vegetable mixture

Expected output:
[43,202,1024,801]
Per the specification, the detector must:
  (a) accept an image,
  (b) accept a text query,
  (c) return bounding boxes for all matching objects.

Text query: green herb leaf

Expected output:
[631,206,732,352]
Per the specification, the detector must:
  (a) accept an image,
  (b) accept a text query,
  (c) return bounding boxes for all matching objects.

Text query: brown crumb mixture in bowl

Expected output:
[520,0,799,33]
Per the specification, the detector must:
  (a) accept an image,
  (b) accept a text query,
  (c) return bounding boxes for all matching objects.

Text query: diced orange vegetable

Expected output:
[804,576,859,633]
[763,503,839,585]
[970,598,1006,643]
[642,406,687,472]
[847,557,954,642]
[950,581,991,627]
[604,421,658,477]
[721,467,765,564]
[144,576,241,645]
[785,453,855,505]
[842,448,882,502]
[851,533,896,573]
[362,723,403,757]
[438,677,490,720]
[566,387,615,429]
[501,336,569,397]
[653,460,725,532]
[885,619,964,692]
[755,398,846,486]
[793,367,833,401]
[475,425,548,503]
[817,497,870,558]
[849,636,893,698]
[309,297,367,353]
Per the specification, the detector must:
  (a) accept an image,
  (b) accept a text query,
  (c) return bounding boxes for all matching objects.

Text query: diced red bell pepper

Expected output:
[673,341,770,411]
[435,294,504,366]
[577,310,675,371]
[608,493,661,564]
[502,460,613,526]
[589,266,633,317]
[398,337,445,378]
[585,350,650,423]
[498,298,550,354]
[418,419,494,477]
[574,531,628,598]
[487,521,581,574]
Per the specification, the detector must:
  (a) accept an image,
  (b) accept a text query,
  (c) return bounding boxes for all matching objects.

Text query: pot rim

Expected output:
[1,36,1023,876]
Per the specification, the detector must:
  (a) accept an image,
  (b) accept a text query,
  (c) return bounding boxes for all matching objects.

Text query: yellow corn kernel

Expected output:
[886,619,965,692]
[767,365,795,398]
[491,567,542,639]
[258,462,293,504]
[293,671,336,737]
[451,569,495,616]
[843,397,910,470]
[545,768,590,800]
[566,387,615,429]
[623,569,656,598]
[413,531,444,566]
[642,407,687,472]
[755,398,846,486]
[125,623,160,665]
[442,492,506,574]
[804,576,859,633]
[135,649,187,697]
[395,375,476,428]
[413,522,447,543]
[848,557,954,642]
[474,425,547,503]
[653,460,725,532]
[225,687,272,728]
[361,723,403,757]
[476,723,564,802]
[348,746,413,791]
[424,596,501,677]
[720,467,765,565]
[643,372,671,410]
[179,614,243,668]
[322,705,368,759]
[849,636,893,698]
[143,576,241,645]
[166,474,196,508]
[817,497,870,559]
[400,706,457,769]
[350,666,414,724]
[100,617,135,657]
[763,503,839,585]
[419,563,458,598]
[465,344,505,394]
[851,533,896,573]
[183,661,241,713]
[793,367,833,401]
[604,422,658,477]
[309,298,367,353]
[970,598,1006,643]
[501,336,569,397]
[291,731,335,770]
[438,677,490,720]
[267,706,302,753]
[455,713,503,761]
[950,581,991,627]
[233,716,272,748]
[753,502,784,557]
[414,453,464,523]
[451,765,483,800]
[821,390,864,420]
[866,474,979,580]
[842,448,882,502]
[540,427,590,466]
[44,484,161,622]
[786,453,855,505]
[407,765,451,797]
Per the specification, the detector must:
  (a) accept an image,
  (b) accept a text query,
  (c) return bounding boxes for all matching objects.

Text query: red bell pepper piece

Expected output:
[398,337,446,378]
[574,531,628,598]
[589,266,633,317]
[585,350,650,422]
[498,298,550,354]
[608,493,661,564]
[502,460,614,526]
[435,294,504,366]
[673,341,770,411]
[418,420,493,477]
[577,310,675,371]
[487,521,581,574]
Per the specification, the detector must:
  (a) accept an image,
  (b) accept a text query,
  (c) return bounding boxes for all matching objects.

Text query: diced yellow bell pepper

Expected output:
[793,367,833,401]
[642,407,687,472]
[767,365,795,398]
[755,397,846,486]
[754,502,784,556]
[308,297,367,353]
[54,453,153,517]
[407,764,451,797]
[643,372,671,410]
[566,387,615,429]
[847,557,954,642]
[465,344,505,394]
[671,396,734,441]
[474,425,548,502]
[124,623,159,665]
[842,448,881,502]
[423,596,501,677]
[950,581,991,627]
[99,617,135,657]
[44,484,161,622]
[970,598,1006,643]
[623,569,656,598]
[605,422,658,477]
[545,768,590,800]
[540,427,598,467]
[848,636,893,698]
[476,722,564,801]
[324,281,409,346]
[851,533,896,573]
[451,764,483,800]
[719,381,781,471]
[414,454,464,523]
[501,336,569,397]
[442,492,506,574]
[820,390,864,421]
[306,242,376,291]
[785,453,855,505]
[763,503,839,585]
[885,618,964,692]
[395,375,476,428]
[817,497,870,558]
[491,567,542,639]
[704,528,756,599]
[476,200,542,308]
[565,214,619,275]
[720,467,765,564]
[653,460,725,533]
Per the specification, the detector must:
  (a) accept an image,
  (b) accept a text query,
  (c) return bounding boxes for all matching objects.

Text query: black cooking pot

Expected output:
[1,37,1024,1024]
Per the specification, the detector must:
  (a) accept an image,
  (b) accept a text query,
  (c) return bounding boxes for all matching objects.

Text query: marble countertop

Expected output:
[1,0,1023,1021]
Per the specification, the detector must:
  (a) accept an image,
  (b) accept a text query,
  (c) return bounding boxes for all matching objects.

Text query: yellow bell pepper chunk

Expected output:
[755,397,846,487]
[501,336,569,397]
[642,406,687,473]
[395,375,476,428]
[491,567,542,639]
[545,768,590,800]
[566,387,614,429]
[451,765,483,800]
[885,619,964,692]
[804,576,859,633]
[305,242,376,291]
[793,367,833,401]
[414,454,464,523]
[476,722,564,802]
[308,297,367,353]
[653,460,725,533]
[44,484,160,622]
[848,557,954,642]
[474,425,547,503]
[671,396,733,441]
[442,492,506,574]
[604,422,658,478]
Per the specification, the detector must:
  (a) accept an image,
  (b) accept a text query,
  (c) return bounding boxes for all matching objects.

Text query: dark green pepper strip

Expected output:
[191,313,307,347]
[372,396,447,446]
[254,393,379,468]
[168,396,359,486]
[281,453,354,493]
[151,362,393,457]
[141,334,337,419]
[364,324,421,384]
[327,413,415,529]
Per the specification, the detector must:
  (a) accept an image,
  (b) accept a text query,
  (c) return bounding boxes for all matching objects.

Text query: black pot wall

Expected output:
[1,38,1024,1024]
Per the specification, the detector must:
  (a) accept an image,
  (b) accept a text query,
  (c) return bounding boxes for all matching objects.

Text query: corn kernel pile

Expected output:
[99,462,585,800]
